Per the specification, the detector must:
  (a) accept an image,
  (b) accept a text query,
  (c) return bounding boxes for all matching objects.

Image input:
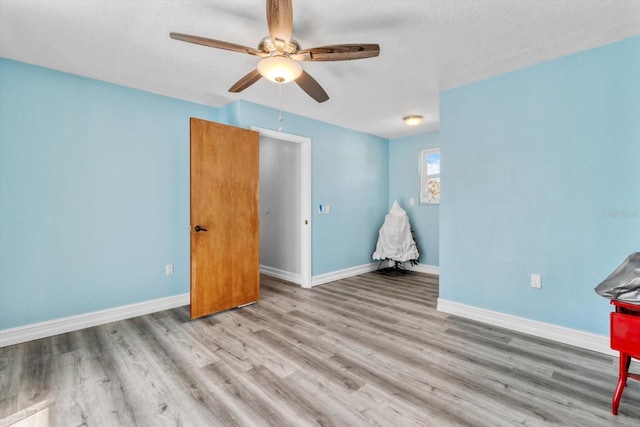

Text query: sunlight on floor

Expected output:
[1,402,50,427]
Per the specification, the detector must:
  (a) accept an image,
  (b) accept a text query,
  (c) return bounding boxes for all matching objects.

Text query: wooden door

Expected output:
[190,118,260,319]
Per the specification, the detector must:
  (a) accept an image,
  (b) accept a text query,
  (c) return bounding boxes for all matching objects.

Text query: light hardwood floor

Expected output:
[1,271,638,426]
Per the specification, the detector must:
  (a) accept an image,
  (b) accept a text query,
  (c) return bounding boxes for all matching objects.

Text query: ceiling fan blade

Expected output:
[228,69,263,93]
[291,44,380,61]
[266,0,293,52]
[170,32,266,57]
[295,70,329,103]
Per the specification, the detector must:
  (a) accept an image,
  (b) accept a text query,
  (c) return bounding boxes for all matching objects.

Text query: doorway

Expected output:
[253,127,311,288]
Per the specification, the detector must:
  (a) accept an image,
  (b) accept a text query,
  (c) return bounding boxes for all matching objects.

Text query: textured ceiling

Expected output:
[1,1,639,139]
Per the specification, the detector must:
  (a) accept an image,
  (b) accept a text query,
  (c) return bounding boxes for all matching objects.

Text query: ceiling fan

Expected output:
[170,0,380,103]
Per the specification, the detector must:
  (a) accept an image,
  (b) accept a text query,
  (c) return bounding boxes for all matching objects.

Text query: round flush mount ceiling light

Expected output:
[257,55,303,83]
[403,115,423,126]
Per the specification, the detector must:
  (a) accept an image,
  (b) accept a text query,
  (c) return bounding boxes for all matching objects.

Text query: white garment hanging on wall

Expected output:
[372,200,419,262]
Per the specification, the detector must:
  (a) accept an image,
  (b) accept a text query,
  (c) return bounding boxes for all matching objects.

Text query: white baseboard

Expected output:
[310,262,440,287]
[437,299,614,356]
[260,265,302,285]
[0,293,190,348]
[312,262,380,287]
[406,263,440,276]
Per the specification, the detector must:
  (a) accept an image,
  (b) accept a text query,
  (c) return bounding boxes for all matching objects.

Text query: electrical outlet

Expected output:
[166,264,174,276]
[530,273,541,289]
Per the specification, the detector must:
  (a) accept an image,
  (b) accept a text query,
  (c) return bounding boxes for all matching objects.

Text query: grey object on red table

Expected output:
[594,252,640,302]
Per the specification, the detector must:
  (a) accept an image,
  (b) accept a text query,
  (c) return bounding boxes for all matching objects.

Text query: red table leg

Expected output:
[612,352,629,415]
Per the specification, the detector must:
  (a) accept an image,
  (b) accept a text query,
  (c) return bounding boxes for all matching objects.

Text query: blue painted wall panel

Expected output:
[440,36,640,335]
[0,59,218,329]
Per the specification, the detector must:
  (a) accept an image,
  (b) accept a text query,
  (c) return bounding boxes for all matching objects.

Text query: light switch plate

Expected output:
[531,273,541,289]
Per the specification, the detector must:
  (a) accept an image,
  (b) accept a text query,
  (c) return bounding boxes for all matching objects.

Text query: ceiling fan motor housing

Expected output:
[258,36,300,55]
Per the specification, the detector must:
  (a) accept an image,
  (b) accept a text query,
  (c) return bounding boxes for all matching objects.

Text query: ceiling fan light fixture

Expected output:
[403,115,423,126]
[257,55,302,83]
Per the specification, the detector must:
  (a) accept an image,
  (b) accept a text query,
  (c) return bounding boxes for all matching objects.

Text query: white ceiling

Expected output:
[1,1,639,139]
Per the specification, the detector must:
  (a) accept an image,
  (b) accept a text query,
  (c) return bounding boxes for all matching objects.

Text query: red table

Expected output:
[610,299,640,415]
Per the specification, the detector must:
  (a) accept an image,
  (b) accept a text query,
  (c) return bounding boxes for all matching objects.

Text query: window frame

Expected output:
[419,148,440,205]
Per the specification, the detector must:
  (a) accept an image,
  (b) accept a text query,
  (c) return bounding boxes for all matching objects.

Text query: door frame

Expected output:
[253,127,312,288]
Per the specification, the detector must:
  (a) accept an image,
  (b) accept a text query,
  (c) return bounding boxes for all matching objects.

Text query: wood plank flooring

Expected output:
[1,271,639,426]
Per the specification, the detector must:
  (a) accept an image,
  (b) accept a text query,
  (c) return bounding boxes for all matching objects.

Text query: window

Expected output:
[420,149,440,205]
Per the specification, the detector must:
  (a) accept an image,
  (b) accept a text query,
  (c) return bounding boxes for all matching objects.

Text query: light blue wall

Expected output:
[221,100,390,276]
[389,132,440,266]
[0,59,389,329]
[0,58,219,329]
[440,36,640,335]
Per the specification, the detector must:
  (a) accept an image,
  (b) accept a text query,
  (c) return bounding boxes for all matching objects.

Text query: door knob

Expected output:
[194,225,208,232]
